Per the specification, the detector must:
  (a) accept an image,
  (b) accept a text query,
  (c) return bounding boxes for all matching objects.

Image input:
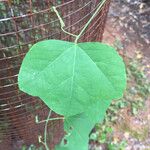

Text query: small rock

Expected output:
[124,132,130,139]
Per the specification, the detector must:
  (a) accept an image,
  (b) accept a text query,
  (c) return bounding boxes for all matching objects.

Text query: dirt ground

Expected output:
[104,0,150,57]
[102,0,150,149]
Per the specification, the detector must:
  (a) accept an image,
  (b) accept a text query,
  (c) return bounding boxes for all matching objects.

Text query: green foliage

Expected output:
[127,59,150,98]
[107,140,127,150]
[18,40,126,150]
[90,124,127,150]
[22,144,44,150]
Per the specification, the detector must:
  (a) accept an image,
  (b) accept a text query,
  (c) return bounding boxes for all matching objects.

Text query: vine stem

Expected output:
[74,0,107,43]
[37,110,52,150]
[53,6,78,38]
[36,112,64,150]
[53,0,107,44]
[44,110,52,150]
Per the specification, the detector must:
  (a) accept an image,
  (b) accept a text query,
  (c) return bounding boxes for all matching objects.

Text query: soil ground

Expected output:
[101,0,150,149]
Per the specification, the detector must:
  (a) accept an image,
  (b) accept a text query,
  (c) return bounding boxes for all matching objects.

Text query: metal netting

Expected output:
[0,0,111,149]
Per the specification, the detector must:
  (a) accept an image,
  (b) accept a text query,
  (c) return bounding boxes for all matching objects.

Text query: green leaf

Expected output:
[78,42,126,100]
[18,39,126,150]
[55,99,112,150]
[18,40,126,116]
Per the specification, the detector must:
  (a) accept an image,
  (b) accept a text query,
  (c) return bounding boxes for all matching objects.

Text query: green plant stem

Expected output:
[53,0,107,43]
[44,110,52,150]
[36,117,64,124]
[36,113,64,149]
[74,0,107,43]
[53,6,78,38]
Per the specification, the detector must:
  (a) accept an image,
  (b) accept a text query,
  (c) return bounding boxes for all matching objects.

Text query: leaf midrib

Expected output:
[69,46,77,109]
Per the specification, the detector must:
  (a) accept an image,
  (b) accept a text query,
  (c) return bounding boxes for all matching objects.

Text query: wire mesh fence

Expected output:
[0,0,111,149]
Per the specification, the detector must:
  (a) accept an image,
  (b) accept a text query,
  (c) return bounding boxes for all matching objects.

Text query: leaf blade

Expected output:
[78,42,126,100]
[18,40,126,116]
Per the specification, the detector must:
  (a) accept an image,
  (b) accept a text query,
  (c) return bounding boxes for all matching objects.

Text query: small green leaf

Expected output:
[89,132,98,140]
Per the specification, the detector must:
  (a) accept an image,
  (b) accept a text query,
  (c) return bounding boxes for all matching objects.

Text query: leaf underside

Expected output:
[18,40,126,150]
